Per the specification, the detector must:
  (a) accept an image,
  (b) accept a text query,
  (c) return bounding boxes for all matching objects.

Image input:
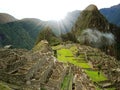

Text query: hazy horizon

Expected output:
[0,0,120,21]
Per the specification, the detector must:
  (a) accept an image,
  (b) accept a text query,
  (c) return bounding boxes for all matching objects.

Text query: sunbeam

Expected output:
[0,0,120,21]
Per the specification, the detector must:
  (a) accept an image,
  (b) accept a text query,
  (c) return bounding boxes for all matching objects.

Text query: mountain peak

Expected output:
[72,4,110,35]
[85,4,98,11]
[0,13,17,24]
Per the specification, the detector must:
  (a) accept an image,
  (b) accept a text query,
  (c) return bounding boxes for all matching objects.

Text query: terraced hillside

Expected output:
[0,42,120,90]
[53,44,120,90]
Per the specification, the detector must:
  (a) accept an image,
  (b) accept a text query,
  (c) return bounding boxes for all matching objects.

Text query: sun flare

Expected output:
[37,11,67,21]
[0,0,120,21]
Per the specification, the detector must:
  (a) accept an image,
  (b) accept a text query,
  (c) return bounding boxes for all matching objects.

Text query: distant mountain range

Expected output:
[0,21,34,49]
[0,11,80,49]
[0,13,17,24]
[0,3,120,50]
[100,4,120,26]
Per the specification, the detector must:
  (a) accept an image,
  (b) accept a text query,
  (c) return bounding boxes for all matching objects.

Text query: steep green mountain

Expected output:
[19,18,44,40]
[72,4,120,60]
[100,4,120,26]
[35,26,61,46]
[72,4,110,35]
[0,11,80,49]
[0,22,34,49]
[72,4,120,40]
[0,13,17,24]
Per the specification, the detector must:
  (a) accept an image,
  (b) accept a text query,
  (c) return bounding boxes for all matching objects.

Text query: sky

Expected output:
[0,0,120,21]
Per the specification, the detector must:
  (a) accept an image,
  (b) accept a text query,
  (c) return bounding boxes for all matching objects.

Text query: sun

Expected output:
[20,0,68,21]
[37,12,67,21]
[0,0,120,21]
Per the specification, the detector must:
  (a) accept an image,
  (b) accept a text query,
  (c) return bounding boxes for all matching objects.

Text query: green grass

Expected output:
[76,58,87,63]
[77,63,91,68]
[96,87,101,90]
[106,88,116,90]
[52,45,64,50]
[69,46,78,55]
[0,83,12,90]
[61,73,73,90]
[85,70,107,82]
[41,87,47,90]
[57,49,91,68]
[57,49,74,63]
[78,54,86,58]
[58,49,73,56]
[96,87,116,90]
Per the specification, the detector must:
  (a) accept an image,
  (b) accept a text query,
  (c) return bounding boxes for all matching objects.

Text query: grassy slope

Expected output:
[85,70,107,82]
[57,48,91,68]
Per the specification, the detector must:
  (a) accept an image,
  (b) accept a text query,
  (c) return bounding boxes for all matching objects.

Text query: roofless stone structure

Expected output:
[0,43,120,90]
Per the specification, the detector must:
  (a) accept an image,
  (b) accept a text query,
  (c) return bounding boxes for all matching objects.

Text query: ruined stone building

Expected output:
[0,43,120,90]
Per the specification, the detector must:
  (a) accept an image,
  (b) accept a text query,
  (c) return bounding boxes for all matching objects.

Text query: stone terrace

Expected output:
[77,45,120,89]
[0,44,120,90]
[44,62,68,90]
[72,66,96,90]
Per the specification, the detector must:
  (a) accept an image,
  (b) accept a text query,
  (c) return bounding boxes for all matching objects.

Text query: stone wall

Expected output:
[0,48,55,87]
[44,62,68,90]
[77,45,120,89]
[72,66,96,90]
[1,44,119,90]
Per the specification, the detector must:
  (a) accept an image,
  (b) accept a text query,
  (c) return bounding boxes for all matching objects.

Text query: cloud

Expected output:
[77,28,115,47]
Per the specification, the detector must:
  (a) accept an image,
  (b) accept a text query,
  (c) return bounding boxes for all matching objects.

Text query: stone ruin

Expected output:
[0,46,97,90]
[1,43,119,90]
[77,45,120,89]
[0,48,56,89]
[72,66,96,90]
[0,47,64,89]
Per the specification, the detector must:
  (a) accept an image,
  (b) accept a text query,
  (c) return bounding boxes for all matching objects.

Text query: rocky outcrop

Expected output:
[85,4,98,11]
